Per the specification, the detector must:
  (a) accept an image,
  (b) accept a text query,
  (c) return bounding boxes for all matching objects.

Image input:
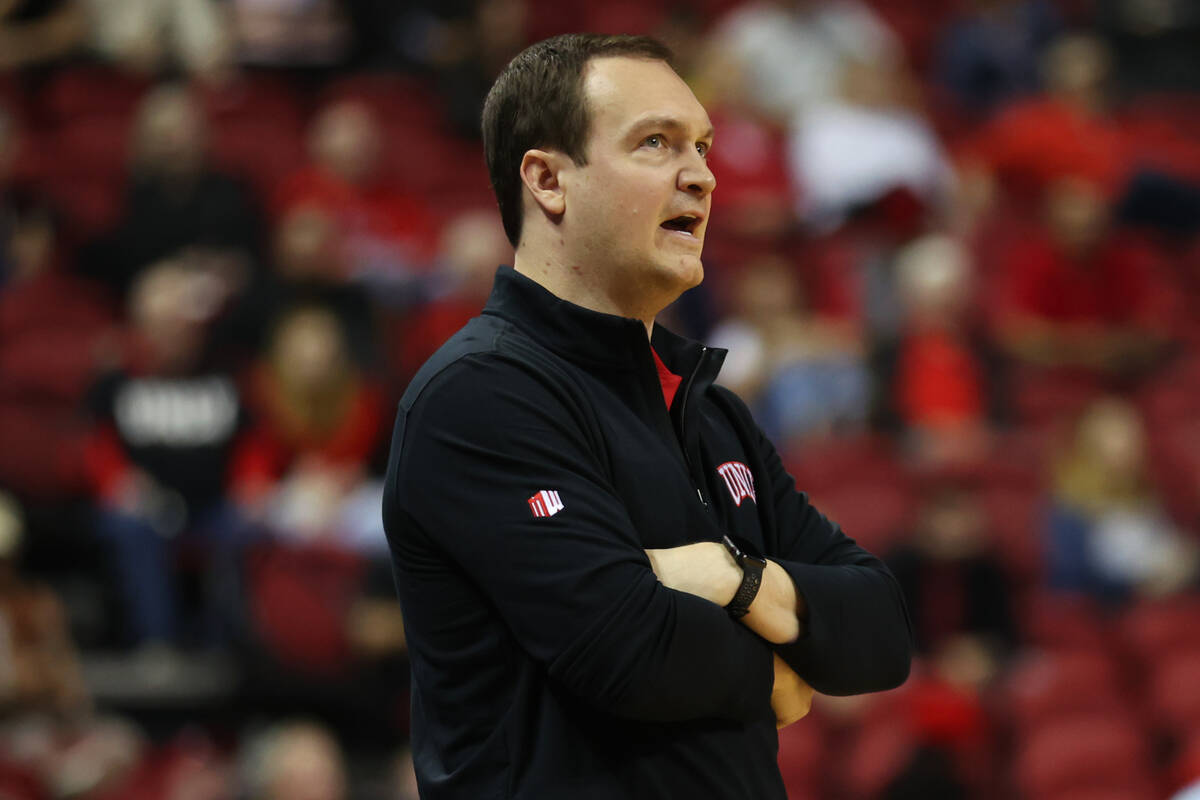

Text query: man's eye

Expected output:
[643,135,663,148]
[696,142,709,157]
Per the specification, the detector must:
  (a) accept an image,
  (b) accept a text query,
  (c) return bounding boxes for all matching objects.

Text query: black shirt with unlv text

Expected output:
[383,267,913,800]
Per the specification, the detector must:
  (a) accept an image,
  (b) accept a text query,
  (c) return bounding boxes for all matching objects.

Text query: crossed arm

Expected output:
[646,542,814,728]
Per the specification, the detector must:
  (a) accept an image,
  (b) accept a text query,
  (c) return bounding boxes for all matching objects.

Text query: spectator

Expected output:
[82,260,259,649]
[212,199,381,375]
[957,33,1128,215]
[85,0,232,78]
[886,484,1018,672]
[707,0,902,124]
[237,304,387,551]
[876,234,999,463]
[391,207,510,383]
[935,0,1062,116]
[1047,397,1199,602]
[273,100,439,296]
[710,253,869,444]
[89,83,262,302]
[240,720,347,800]
[991,176,1174,373]
[427,0,528,139]
[787,58,954,229]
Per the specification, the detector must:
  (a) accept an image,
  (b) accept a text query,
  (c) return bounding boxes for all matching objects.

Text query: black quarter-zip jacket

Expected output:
[383,267,913,800]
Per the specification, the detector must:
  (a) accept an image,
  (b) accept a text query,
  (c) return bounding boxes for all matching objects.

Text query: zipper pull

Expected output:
[697,487,707,507]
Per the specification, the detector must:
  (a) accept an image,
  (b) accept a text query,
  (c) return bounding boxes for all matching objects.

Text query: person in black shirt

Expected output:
[382,33,913,800]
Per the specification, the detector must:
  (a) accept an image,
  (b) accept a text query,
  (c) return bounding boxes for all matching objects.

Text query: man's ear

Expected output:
[519,149,568,218]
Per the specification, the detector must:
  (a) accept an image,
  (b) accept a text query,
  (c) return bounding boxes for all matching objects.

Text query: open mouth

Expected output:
[660,215,701,235]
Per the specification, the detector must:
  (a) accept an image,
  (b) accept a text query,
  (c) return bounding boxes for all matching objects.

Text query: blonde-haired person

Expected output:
[1046,397,1198,602]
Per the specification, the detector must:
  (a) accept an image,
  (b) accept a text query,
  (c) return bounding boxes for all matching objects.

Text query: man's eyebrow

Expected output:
[628,116,714,141]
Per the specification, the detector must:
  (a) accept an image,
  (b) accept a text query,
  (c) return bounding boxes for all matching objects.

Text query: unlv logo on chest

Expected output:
[716,461,757,507]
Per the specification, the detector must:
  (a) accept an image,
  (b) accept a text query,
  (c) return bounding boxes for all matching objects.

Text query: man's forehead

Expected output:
[582,56,711,134]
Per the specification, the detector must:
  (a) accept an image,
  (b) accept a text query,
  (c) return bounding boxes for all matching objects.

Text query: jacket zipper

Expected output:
[677,346,710,508]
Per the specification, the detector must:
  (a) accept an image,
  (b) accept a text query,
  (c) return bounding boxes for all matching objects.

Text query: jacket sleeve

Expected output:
[719,392,913,696]
[386,355,774,723]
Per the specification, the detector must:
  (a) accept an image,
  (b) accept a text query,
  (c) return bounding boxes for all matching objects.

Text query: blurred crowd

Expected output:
[0,0,1199,798]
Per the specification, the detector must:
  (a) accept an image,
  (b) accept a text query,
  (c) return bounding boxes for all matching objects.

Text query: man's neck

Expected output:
[513,251,657,338]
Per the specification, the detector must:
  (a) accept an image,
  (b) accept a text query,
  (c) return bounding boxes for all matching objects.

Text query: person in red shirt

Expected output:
[992,176,1174,373]
[272,100,440,289]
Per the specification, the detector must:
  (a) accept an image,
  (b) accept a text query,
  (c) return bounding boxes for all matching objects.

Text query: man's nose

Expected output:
[680,156,716,197]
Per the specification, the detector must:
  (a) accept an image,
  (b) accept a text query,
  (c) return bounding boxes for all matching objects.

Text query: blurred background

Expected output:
[0,0,1199,798]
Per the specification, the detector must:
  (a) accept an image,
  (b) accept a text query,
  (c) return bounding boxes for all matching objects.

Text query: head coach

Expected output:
[382,32,913,799]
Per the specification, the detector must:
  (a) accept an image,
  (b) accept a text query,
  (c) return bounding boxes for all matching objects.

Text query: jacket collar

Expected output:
[482,266,723,378]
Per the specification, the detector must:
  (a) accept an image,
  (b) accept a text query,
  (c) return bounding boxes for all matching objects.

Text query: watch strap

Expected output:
[722,535,766,619]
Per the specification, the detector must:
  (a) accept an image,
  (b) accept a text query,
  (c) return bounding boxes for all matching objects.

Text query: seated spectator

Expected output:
[877,234,998,464]
[85,0,232,78]
[391,207,510,384]
[886,484,1017,675]
[240,720,346,800]
[935,0,1062,117]
[1046,397,1199,603]
[82,260,260,649]
[220,202,379,373]
[236,305,404,692]
[787,58,954,229]
[272,100,439,295]
[990,176,1175,373]
[707,0,902,125]
[237,304,387,552]
[957,33,1132,218]
[710,253,869,444]
[88,83,262,301]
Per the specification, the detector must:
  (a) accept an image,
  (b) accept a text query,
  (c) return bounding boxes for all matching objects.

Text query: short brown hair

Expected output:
[482,33,674,247]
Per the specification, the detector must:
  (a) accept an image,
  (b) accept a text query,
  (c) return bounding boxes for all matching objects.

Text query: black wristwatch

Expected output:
[722,535,767,619]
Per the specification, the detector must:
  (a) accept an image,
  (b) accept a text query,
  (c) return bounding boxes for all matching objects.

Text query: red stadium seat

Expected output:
[1018,591,1112,653]
[1032,783,1161,800]
[804,477,915,555]
[1002,648,1129,734]
[319,73,445,130]
[841,716,917,800]
[197,73,304,130]
[1118,597,1200,667]
[1014,712,1152,798]
[584,1,667,35]
[1148,648,1200,738]
[46,114,133,185]
[978,483,1044,582]
[40,65,151,123]
[1009,367,1106,430]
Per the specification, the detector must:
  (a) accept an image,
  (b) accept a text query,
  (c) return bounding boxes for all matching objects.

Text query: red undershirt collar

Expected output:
[651,346,683,410]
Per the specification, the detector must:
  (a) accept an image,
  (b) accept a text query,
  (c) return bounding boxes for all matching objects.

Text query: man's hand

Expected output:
[771,654,813,729]
[645,542,740,606]
[645,542,805,644]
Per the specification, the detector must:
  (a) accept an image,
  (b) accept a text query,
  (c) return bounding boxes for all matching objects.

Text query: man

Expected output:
[382,33,912,799]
